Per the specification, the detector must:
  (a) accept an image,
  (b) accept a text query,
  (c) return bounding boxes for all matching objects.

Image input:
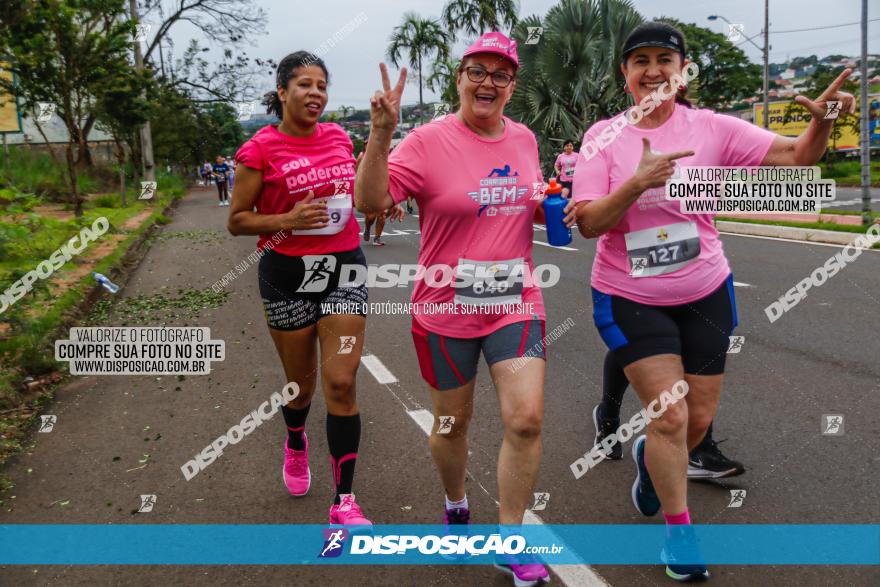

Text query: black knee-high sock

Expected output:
[695,422,715,448]
[326,413,361,504]
[281,403,311,450]
[601,351,629,421]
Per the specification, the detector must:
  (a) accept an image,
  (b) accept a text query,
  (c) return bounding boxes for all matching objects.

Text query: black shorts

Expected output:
[592,274,738,375]
[560,180,573,195]
[258,248,368,331]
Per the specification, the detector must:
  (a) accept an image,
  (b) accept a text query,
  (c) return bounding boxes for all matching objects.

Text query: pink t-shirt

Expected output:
[572,105,776,305]
[555,152,578,182]
[387,114,546,338]
[235,123,359,256]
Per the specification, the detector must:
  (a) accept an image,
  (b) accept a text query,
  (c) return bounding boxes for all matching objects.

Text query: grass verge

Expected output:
[0,174,187,467]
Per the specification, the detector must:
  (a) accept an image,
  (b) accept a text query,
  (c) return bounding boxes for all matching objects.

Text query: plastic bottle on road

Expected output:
[92,272,119,294]
[542,178,572,247]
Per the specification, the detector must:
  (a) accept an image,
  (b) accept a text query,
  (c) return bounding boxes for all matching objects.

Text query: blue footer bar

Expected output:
[0,524,878,565]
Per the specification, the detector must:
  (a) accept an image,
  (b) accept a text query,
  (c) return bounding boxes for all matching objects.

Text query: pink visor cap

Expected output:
[462,31,519,70]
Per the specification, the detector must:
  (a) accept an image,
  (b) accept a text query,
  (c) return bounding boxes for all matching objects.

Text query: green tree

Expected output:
[150,85,242,171]
[506,0,643,168]
[94,66,152,204]
[0,0,143,216]
[387,13,452,124]
[657,18,761,110]
[442,0,519,37]
[203,102,244,156]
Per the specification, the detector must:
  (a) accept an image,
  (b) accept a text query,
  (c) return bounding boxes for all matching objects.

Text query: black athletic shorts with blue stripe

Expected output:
[591,274,738,376]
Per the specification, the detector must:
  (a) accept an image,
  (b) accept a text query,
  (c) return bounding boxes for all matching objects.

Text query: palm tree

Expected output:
[426,55,461,112]
[506,0,643,168]
[387,13,452,124]
[442,0,519,37]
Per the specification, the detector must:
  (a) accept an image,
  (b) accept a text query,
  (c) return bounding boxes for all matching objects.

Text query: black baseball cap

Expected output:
[622,22,686,61]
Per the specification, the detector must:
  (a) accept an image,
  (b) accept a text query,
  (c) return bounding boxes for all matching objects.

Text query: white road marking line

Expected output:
[533,240,578,252]
[382,368,608,586]
[733,281,752,287]
[407,409,434,436]
[719,231,880,252]
[820,198,880,208]
[524,510,611,587]
[360,355,398,384]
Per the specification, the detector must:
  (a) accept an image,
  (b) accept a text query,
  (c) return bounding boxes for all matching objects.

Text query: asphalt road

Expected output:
[0,188,878,586]
[822,186,879,211]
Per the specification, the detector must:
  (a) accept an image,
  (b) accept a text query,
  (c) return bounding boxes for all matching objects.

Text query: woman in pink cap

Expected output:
[356,31,550,587]
[564,21,855,583]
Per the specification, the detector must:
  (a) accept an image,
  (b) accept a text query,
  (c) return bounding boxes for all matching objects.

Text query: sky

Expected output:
[166,0,878,110]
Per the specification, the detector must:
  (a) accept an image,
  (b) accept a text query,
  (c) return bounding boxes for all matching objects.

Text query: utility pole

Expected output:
[763,0,770,129]
[129,0,155,183]
[859,0,871,225]
[708,12,769,128]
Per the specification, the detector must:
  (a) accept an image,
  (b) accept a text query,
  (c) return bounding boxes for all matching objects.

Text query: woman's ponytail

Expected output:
[263,90,283,119]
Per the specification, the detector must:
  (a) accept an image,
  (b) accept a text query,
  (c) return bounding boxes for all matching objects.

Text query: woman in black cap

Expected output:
[565,21,854,582]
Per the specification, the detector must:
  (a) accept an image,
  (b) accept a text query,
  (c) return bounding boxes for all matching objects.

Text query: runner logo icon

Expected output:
[531,492,549,511]
[727,336,745,354]
[36,102,56,123]
[338,336,356,354]
[38,415,57,432]
[822,414,844,435]
[297,255,337,293]
[236,102,256,121]
[437,416,455,434]
[727,23,745,42]
[138,494,156,513]
[530,181,545,201]
[525,27,543,44]
[824,101,842,120]
[140,181,157,200]
[727,489,746,508]
[630,257,648,276]
[319,528,349,558]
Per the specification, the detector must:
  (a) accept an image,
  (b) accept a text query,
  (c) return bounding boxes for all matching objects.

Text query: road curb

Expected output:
[716,220,867,246]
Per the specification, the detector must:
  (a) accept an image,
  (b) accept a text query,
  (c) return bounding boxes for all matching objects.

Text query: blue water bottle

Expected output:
[542,178,572,247]
[92,272,119,294]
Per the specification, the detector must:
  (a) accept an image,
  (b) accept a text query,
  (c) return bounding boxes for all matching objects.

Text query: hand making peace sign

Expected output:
[370,63,408,131]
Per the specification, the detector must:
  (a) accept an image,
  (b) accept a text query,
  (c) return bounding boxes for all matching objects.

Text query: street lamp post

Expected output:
[859,0,870,225]
[709,5,770,129]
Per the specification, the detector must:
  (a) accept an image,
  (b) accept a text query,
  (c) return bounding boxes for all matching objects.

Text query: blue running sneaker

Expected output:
[661,525,710,582]
[441,507,471,561]
[631,435,661,516]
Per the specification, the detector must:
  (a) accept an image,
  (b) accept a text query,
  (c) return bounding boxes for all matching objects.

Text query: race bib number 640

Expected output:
[453,258,525,306]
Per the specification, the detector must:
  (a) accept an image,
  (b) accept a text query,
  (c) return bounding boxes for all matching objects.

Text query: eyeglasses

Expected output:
[464,66,515,88]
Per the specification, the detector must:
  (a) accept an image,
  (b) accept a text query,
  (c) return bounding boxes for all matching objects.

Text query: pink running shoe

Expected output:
[495,552,550,587]
[328,493,372,526]
[282,433,310,496]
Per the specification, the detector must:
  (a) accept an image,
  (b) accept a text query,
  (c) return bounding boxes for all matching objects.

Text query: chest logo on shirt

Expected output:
[468,165,529,217]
